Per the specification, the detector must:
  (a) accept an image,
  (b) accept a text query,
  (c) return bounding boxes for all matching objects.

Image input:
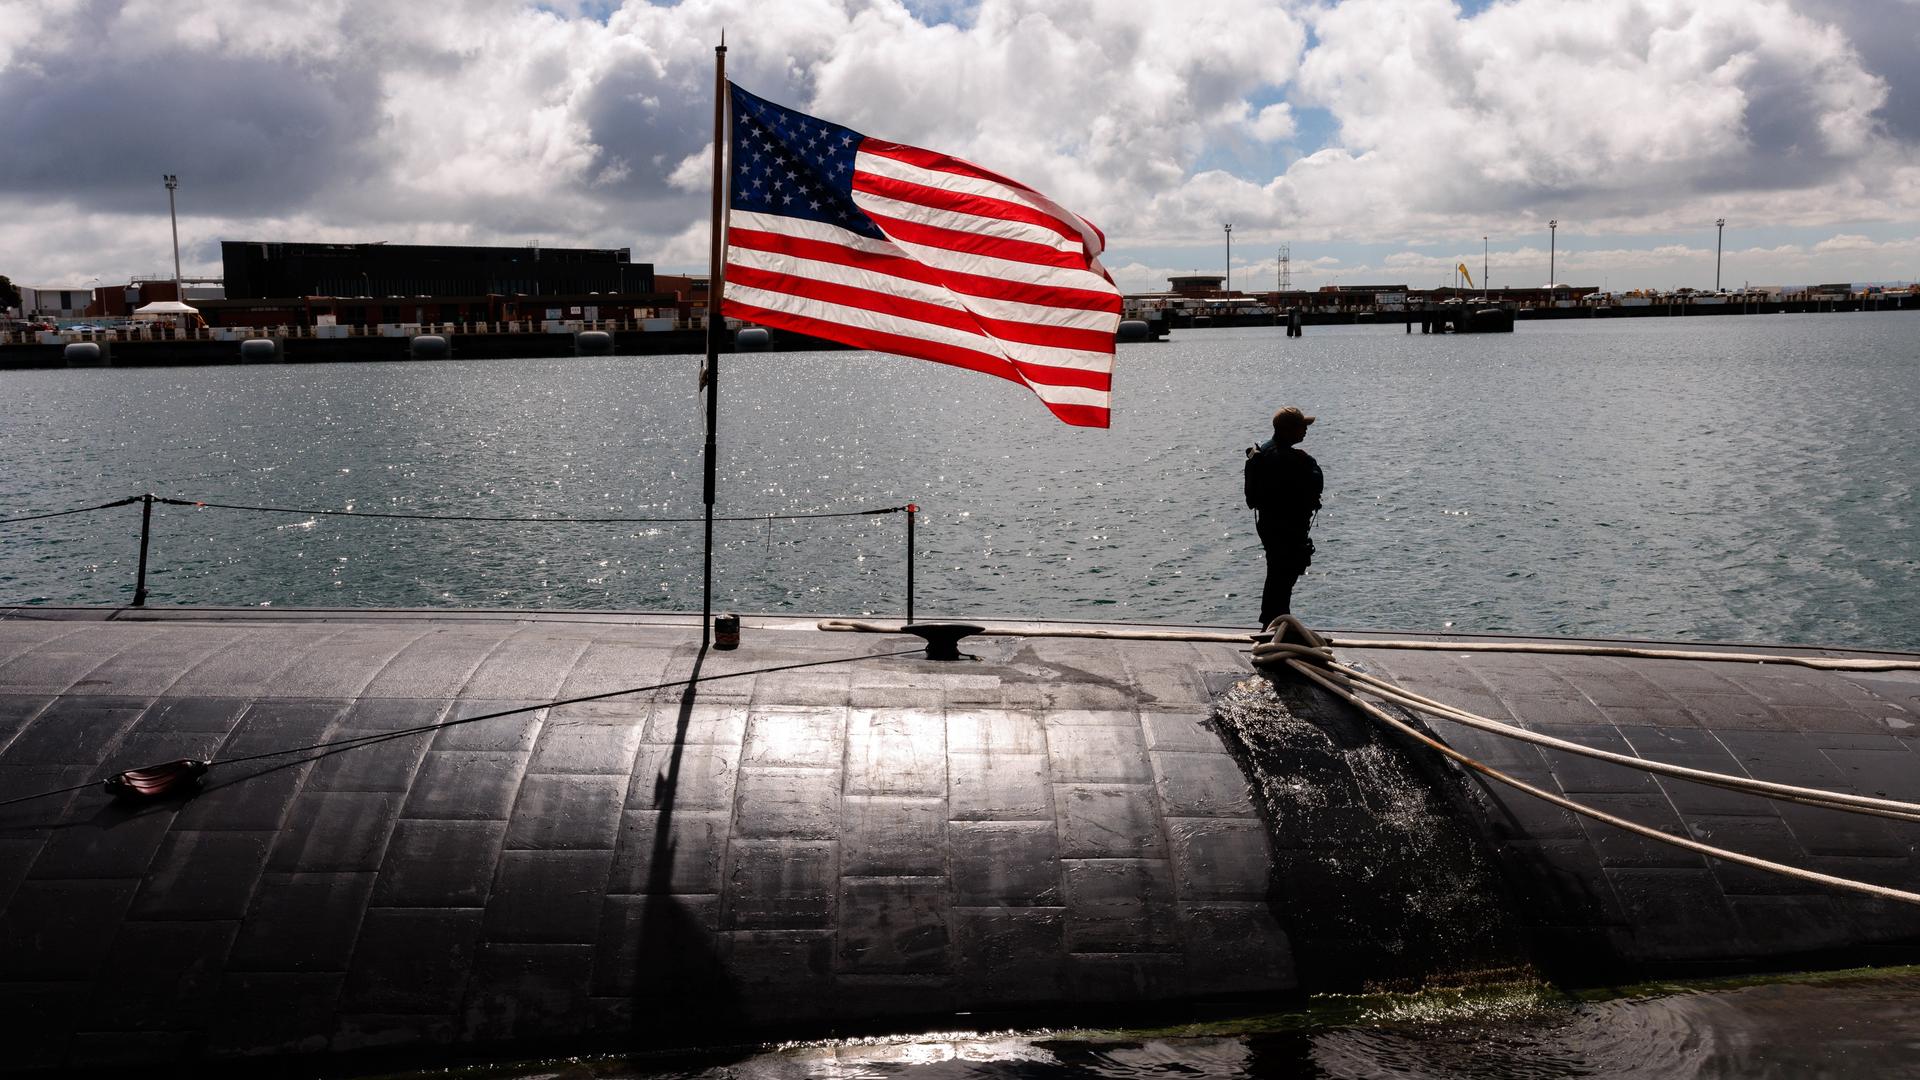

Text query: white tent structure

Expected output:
[131,300,199,319]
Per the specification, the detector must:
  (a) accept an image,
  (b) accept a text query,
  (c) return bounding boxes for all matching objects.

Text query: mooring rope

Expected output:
[1314,636,1920,673]
[816,616,1920,904]
[1247,636,1920,821]
[1248,616,1920,907]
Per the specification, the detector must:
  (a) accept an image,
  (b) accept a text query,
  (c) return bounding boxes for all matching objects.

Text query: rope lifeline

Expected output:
[156,496,908,525]
[0,496,141,527]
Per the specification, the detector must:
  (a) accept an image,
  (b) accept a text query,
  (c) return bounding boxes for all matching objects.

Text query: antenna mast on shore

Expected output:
[1278,244,1291,292]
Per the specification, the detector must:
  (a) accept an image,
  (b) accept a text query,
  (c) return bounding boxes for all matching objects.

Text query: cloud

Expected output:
[1,0,1918,290]
[1248,103,1298,143]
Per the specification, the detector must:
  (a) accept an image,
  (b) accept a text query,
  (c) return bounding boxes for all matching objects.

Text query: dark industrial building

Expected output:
[220,241,654,300]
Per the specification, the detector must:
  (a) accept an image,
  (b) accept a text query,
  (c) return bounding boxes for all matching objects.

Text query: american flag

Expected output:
[721,83,1121,428]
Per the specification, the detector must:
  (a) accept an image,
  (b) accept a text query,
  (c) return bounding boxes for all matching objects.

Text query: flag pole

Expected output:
[702,38,728,646]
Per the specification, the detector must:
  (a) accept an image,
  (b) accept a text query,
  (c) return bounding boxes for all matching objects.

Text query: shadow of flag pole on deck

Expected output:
[698,38,1124,635]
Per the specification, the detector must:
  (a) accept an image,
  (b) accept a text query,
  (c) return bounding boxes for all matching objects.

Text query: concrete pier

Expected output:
[0,609,1915,1072]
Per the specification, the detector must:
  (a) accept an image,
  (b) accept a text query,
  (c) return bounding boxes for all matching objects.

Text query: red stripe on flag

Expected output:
[728,261,1118,356]
[729,226,1122,314]
[861,209,1091,272]
[722,298,1022,386]
[721,298,1111,426]
[860,140,1042,199]
[852,170,1081,247]
[860,140,1107,250]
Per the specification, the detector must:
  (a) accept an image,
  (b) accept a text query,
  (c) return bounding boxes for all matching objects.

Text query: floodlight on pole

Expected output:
[1715,218,1726,292]
[1548,219,1558,289]
[163,174,182,298]
[1223,223,1233,293]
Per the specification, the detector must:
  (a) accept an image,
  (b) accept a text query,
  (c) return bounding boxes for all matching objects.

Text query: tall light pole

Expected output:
[1223,223,1233,293]
[1715,218,1726,292]
[163,174,181,299]
[1548,219,1558,289]
[1483,235,1489,293]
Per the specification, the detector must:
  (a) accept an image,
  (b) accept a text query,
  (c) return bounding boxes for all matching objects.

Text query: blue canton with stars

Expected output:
[728,83,885,241]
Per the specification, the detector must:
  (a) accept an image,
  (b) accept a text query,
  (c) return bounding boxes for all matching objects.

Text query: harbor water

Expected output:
[477,968,1920,1079]
[3,313,1914,649]
[3,315,1919,1075]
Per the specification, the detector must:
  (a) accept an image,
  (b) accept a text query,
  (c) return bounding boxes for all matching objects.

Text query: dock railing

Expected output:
[0,493,921,620]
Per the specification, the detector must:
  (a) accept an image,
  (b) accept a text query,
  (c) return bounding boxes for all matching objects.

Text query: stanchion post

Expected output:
[132,493,153,607]
[905,503,917,622]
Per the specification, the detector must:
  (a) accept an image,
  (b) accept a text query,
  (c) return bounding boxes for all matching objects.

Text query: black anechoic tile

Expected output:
[1056,784,1163,859]
[2,697,146,767]
[402,751,527,821]
[845,707,946,796]
[630,743,739,812]
[430,702,544,753]
[371,819,506,908]
[840,796,945,876]
[591,893,723,997]
[132,830,275,920]
[268,790,403,873]
[837,876,949,975]
[526,724,645,775]
[91,919,239,1030]
[1573,792,1704,870]
[723,929,834,1025]
[723,839,836,930]
[27,798,177,880]
[0,877,139,979]
[0,765,93,835]
[1150,751,1256,818]
[0,981,85,1071]
[608,809,729,896]
[302,730,434,794]
[1062,858,1179,953]
[1166,818,1269,902]
[1047,724,1152,785]
[732,767,840,840]
[227,872,375,972]
[950,907,1065,1005]
[205,971,344,1057]
[459,943,595,1043]
[481,849,614,944]
[130,696,249,735]
[1179,901,1295,994]
[504,774,624,851]
[1605,867,1742,962]
[341,907,484,1014]
[949,752,1052,821]
[948,821,1061,906]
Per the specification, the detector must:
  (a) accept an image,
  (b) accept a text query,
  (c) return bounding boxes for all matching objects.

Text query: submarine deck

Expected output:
[0,608,1914,1072]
